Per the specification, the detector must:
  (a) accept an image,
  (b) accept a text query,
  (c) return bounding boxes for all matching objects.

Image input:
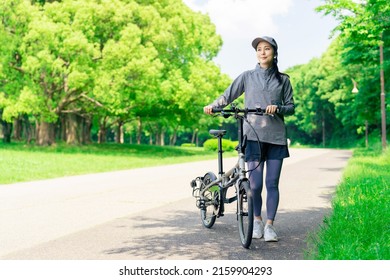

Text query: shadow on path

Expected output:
[100,200,328,260]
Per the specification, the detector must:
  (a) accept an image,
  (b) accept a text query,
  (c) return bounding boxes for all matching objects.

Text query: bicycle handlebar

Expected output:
[211,106,266,116]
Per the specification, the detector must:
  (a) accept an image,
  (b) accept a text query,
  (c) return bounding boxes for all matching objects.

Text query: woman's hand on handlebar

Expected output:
[204,105,213,115]
[265,105,278,115]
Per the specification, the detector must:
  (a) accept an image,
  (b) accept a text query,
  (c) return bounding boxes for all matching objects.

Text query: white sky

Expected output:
[183,0,338,78]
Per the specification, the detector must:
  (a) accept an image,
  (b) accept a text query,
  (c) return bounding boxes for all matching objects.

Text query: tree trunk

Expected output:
[82,116,92,144]
[23,114,33,144]
[59,115,66,142]
[98,126,106,144]
[322,111,326,147]
[0,109,12,143]
[116,121,124,144]
[1,121,12,143]
[155,132,160,145]
[36,120,55,146]
[13,117,23,141]
[98,117,107,144]
[65,113,80,145]
[137,117,142,144]
[191,129,198,145]
[159,130,165,146]
[169,130,177,146]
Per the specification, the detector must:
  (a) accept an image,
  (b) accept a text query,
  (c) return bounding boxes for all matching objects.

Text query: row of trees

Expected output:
[284,0,389,147]
[0,0,230,145]
[0,0,389,148]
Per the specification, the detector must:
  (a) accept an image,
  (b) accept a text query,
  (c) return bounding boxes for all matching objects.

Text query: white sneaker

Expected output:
[264,224,278,242]
[252,220,264,239]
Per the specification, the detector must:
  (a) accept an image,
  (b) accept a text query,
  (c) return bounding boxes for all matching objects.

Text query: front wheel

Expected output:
[237,180,253,248]
[200,172,219,228]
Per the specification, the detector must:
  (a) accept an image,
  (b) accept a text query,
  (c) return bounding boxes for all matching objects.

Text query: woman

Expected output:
[204,36,295,242]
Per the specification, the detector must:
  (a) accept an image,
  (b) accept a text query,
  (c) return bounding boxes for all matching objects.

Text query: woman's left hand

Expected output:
[265,105,278,115]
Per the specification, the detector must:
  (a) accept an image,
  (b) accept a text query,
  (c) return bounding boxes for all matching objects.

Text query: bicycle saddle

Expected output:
[209,129,227,137]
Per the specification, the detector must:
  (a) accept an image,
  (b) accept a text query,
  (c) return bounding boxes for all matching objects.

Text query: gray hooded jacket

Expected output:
[210,64,295,145]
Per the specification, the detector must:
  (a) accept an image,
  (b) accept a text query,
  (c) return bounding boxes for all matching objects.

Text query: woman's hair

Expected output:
[273,56,289,84]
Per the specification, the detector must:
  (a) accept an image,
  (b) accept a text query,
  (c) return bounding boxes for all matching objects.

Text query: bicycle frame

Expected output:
[192,109,250,216]
[199,114,246,208]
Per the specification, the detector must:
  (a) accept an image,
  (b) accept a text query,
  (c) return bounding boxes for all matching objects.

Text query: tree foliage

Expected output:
[285,0,389,147]
[0,0,230,145]
[1,0,388,148]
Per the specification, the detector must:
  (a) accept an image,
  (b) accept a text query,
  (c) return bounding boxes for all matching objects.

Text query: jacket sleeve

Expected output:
[279,77,295,116]
[210,72,245,109]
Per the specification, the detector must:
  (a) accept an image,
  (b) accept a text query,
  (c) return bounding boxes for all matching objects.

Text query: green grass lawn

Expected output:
[305,146,390,260]
[0,142,234,184]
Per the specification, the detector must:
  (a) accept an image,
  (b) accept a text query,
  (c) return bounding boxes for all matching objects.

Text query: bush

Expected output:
[203,138,238,151]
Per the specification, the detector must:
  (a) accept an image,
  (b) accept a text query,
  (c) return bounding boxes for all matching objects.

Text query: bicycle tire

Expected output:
[237,180,253,248]
[200,172,219,228]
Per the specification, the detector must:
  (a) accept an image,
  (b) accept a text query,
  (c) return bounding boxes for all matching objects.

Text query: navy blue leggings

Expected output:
[248,160,283,221]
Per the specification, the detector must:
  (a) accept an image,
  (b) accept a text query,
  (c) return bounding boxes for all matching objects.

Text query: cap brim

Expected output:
[251,37,277,51]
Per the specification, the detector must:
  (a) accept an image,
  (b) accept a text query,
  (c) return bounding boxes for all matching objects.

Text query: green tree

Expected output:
[285,0,389,147]
[286,38,356,146]
[286,59,331,145]
[0,0,37,143]
[317,0,389,148]
[0,0,228,146]
[130,0,228,145]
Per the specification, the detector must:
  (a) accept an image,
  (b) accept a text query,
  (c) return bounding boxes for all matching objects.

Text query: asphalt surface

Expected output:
[0,148,352,260]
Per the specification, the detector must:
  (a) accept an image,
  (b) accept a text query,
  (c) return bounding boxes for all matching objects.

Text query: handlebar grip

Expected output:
[211,107,223,113]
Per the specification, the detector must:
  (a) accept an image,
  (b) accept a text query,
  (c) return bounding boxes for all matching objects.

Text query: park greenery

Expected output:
[0,0,389,148]
[287,0,389,147]
[0,0,230,146]
[306,144,390,260]
[0,141,232,184]
[0,0,389,261]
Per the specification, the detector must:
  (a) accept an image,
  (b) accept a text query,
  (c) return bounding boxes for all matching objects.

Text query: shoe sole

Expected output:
[264,237,278,242]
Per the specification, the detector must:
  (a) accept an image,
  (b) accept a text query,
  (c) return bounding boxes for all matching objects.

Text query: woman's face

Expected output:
[256,41,274,68]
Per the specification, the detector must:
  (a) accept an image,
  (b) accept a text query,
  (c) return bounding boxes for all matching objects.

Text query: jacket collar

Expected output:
[255,63,276,77]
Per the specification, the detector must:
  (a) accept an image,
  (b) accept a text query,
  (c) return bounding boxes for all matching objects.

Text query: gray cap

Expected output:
[251,36,278,53]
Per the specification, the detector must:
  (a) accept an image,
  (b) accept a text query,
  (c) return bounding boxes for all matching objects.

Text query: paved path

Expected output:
[0,148,352,259]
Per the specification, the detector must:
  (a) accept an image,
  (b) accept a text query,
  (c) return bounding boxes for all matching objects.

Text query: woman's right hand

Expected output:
[203,105,213,115]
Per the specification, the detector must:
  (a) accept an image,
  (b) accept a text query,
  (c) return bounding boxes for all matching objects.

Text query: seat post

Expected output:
[209,129,226,176]
[217,135,224,175]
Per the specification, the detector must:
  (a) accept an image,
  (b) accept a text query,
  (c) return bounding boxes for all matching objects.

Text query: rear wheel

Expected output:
[237,181,253,248]
[200,172,219,228]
